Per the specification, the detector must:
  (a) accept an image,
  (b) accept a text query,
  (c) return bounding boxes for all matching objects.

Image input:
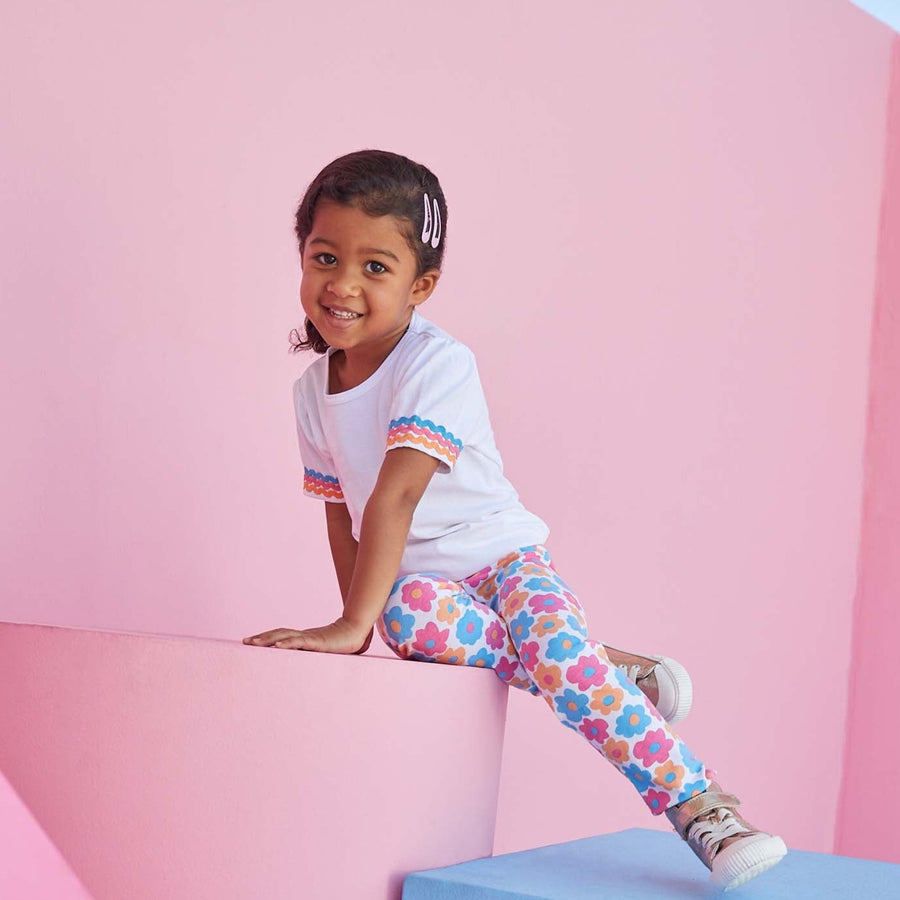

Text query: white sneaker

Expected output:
[666,782,788,891]
[604,646,693,724]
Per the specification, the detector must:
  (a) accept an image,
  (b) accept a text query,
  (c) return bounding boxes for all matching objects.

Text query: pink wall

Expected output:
[836,36,900,864]
[0,0,893,860]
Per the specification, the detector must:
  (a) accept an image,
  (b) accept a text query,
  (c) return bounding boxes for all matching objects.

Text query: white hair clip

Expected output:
[421,192,441,249]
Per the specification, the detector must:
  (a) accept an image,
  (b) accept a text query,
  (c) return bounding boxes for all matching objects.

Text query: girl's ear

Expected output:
[410,269,441,307]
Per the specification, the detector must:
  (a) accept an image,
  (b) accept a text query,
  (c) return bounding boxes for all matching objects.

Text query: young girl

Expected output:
[243,150,787,892]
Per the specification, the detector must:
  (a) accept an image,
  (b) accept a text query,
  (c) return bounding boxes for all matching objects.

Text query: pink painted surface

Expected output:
[0,0,893,857]
[0,623,508,899]
[836,35,900,865]
[0,768,92,900]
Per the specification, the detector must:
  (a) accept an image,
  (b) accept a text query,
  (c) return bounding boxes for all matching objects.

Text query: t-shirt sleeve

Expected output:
[293,377,345,503]
[386,338,479,474]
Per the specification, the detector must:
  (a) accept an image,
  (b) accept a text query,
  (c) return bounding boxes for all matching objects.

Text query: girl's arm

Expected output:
[324,501,373,654]
[325,501,357,603]
[243,447,439,654]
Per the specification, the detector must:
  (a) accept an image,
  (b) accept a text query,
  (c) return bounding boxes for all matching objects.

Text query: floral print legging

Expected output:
[376,545,712,815]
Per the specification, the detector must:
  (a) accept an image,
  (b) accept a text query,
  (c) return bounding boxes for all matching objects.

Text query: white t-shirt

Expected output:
[293,310,549,580]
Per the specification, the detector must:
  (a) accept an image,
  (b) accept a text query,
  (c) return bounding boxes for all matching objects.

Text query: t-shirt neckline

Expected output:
[323,311,420,404]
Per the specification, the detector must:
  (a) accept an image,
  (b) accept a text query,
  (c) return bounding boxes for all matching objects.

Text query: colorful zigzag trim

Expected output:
[387,415,462,467]
[303,467,344,501]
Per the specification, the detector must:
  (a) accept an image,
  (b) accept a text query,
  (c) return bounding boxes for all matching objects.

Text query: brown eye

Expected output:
[365,261,387,274]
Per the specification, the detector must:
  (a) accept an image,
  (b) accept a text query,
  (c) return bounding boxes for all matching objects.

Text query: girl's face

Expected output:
[300,201,439,362]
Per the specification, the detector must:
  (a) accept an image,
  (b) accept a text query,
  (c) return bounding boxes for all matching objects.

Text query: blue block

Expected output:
[403,828,900,899]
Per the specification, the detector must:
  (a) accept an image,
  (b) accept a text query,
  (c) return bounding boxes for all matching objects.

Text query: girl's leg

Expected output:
[483,545,713,816]
[376,572,541,695]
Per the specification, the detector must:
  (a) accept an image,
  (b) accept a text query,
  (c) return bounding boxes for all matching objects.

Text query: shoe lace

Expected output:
[687,807,749,854]
[618,663,646,681]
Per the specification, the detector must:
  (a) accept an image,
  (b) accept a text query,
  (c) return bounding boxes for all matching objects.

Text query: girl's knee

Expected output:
[389,573,448,612]
[379,573,452,657]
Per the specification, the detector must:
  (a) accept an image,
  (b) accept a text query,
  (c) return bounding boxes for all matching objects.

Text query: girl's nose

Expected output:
[326,272,360,299]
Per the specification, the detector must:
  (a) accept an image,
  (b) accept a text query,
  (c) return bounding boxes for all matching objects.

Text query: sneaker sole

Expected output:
[650,655,693,724]
[712,834,788,891]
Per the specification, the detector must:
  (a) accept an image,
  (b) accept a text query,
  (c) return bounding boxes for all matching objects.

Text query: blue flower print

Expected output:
[524,576,558,593]
[615,704,652,738]
[680,746,704,774]
[623,763,653,794]
[382,606,414,644]
[678,781,707,804]
[554,688,591,723]
[565,614,587,636]
[546,632,585,661]
[456,609,483,645]
[510,611,535,644]
[471,647,496,668]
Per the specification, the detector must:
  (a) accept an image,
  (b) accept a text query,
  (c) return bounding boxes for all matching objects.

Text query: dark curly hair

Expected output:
[289,149,448,354]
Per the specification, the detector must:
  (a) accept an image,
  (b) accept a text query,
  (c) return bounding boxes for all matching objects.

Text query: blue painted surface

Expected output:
[847,0,900,31]
[403,828,900,899]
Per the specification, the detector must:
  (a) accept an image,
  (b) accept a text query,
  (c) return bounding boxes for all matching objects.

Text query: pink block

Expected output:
[0,767,91,900]
[0,622,509,899]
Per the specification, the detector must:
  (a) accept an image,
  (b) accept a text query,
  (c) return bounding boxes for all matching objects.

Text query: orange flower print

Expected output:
[535,614,564,636]
[653,760,685,792]
[477,581,495,601]
[590,683,624,716]
[437,595,462,624]
[533,663,563,693]
[438,645,468,665]
[602,738,630,766]
[502,589,530,615]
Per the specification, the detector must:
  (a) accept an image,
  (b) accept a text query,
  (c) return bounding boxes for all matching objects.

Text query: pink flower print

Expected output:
[579,718,610,746]
[653,760,685,792]
[519,640,541,672]
[643,789,671,814]
[497,551,520,569]
[437,595,462,624]
[502,589,530,615]
[533,663,563,693]
[634,728,674,767]
[499,576,522,600]
[464,566,491,589]
[412,621,449,657]
[527,593,566,616]
[495,656,519,682]
[590,683,624,716]
[602,738,630,766]
[566,655,608,691]
[485,620,506,650]
[402,580,436,612]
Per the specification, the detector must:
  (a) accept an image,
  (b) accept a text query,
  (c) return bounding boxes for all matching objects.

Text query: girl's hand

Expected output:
[243,617,373,655]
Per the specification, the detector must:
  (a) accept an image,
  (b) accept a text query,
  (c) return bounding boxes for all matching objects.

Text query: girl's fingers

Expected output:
[273,633,314,650]
[242,628,297,646]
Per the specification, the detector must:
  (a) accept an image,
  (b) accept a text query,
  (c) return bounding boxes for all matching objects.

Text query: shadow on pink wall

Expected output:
[0,768,90,899]
[836,37,900,864]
